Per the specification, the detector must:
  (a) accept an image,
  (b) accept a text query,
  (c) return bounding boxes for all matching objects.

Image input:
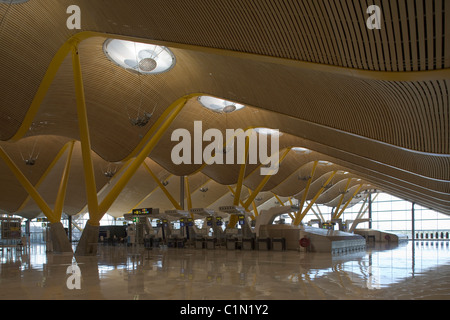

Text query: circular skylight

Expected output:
[198,96,245,114]
[103,39,176,75]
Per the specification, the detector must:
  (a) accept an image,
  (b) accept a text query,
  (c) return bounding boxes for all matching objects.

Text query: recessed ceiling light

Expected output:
[103,39,176,75]
[198,96,245,114]
[318,160,332,166]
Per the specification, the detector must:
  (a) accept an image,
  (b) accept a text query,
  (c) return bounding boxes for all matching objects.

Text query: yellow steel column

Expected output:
[143,162,182,210]
[185,176,193,212]
[288,197,293,205]
[297,161,318,220]
[53,141,75,220]
[233,136,250,206]
[227,214,239,229]
[10,40,80,142]
[274,193,295,220]
[0,146,58,223]
[247,187,258,218]
[356,192,379,220]
[286,197,295,220]
[227,186,249,225]
[227,186,247,208]
[294,171,337,226]
[354,193,370,221]
[273,194,286,206]
[17,140,75,211]
[250,202,258,218]
[315,203,325,222]
[333,178,352,219]
[71,42,100,225]
[309,205,323,221]
[98,97,187,215]
[243,148,291,210]
[335,184,364,219]
[285,197,295,219]
[123,93,200,161]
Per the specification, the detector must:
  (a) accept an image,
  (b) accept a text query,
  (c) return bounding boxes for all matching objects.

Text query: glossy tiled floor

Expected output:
[1,241,449,300]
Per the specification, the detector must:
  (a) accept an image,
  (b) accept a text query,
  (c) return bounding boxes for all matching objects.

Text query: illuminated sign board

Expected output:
[132,208,152,215]
[206,216,223,226]
[180,218,194,227]
[156,219,168,227]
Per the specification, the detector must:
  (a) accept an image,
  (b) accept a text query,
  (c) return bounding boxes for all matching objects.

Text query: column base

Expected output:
[75,222,99,256]
[49,221,73,254]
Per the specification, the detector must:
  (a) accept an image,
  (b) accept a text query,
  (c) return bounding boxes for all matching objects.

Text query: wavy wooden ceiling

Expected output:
[0,0,448,219]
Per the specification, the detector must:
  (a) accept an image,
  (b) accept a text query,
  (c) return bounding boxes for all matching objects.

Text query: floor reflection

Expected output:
[1,241,449,299]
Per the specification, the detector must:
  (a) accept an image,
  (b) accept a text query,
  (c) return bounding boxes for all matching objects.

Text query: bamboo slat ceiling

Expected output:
[0,0,448,219]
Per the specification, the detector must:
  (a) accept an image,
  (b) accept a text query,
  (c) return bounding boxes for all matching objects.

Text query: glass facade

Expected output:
[298,192,450,239]
[5,192,450,243]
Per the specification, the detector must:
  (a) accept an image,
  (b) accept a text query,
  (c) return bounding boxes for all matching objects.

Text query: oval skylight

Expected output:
[254,127,283,136]
[292,147,311,154]
[103,39,176,74]
[198,96,245,114]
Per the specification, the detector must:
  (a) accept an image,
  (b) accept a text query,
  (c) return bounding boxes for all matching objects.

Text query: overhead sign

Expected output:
[132,208,152,215]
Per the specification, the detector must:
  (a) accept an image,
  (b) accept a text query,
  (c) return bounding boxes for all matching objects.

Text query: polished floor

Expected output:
[0,241,449,300]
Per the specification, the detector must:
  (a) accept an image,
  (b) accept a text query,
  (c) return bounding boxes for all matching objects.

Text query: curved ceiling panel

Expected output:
[0,0,448,219]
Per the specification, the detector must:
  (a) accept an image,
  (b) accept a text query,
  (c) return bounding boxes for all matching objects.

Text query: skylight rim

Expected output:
[197,96,245,114]
[253,127,283,137]
[103,38,176,75]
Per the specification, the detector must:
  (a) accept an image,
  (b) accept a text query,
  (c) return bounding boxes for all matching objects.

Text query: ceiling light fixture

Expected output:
[161,180,169,187]
[103,39,176,75]
[197,96,245,114]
